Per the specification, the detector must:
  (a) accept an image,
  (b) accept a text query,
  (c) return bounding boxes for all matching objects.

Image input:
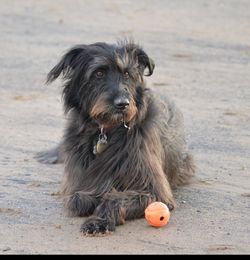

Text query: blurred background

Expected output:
[0,0,249,254]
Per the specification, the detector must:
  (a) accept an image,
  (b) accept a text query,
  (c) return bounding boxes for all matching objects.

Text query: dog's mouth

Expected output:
[93,109,129,129]
[90,98,137,129]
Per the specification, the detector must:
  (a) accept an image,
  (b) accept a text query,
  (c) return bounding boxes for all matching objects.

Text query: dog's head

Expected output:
[47,41,155,128]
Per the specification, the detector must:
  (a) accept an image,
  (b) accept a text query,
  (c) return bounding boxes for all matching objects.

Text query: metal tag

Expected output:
[93,128,108,155]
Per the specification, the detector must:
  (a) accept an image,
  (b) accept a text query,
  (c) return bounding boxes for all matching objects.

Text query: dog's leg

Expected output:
[80,190,154,235]
[63,191,99,217]
[35,144,64,164]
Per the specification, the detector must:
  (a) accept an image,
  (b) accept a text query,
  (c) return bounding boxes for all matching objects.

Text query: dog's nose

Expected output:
[114,98,130,110]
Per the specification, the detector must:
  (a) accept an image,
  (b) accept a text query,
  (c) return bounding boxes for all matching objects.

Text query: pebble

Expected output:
[2,246,11,252]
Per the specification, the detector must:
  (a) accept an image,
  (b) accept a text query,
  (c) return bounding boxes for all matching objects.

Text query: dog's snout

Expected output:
[114,97,130,110]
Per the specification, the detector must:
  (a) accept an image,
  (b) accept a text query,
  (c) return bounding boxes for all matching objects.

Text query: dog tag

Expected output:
[93,128,108,155]
[96,138,108,154]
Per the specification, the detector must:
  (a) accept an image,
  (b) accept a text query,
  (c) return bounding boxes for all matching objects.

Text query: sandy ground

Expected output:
[0,0,250,255]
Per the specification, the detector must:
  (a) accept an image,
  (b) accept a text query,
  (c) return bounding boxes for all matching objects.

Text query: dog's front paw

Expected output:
[80,217,115,236]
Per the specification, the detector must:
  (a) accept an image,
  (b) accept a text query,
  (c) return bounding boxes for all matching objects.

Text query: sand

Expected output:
[0,0,249,254]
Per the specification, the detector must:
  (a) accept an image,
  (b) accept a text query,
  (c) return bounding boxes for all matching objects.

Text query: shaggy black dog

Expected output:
[37,41,195,235]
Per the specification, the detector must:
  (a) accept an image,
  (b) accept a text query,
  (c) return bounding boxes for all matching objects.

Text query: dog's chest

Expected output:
[92,126,128,155]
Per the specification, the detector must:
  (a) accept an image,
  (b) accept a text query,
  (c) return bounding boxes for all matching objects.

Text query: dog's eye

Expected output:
[95,70,105,78]
[124,71,130,79]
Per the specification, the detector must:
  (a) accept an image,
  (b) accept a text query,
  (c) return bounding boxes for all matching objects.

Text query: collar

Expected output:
[93,122,130,155]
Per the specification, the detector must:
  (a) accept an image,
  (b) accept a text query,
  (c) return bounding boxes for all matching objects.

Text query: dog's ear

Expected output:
[46,46,85,83]
[136,49,155,76]
[122,41,155,76]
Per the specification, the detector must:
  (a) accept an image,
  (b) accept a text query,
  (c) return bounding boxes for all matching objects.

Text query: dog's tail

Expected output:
[35,144,65,164]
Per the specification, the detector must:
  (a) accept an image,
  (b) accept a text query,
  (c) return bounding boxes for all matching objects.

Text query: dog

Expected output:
[37,40,195,235]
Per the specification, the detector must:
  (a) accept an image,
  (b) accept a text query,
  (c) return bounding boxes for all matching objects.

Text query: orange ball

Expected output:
[145,202,170,227]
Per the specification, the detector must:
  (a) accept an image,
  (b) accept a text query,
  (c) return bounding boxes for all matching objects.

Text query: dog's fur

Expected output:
[37,41,195,235]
